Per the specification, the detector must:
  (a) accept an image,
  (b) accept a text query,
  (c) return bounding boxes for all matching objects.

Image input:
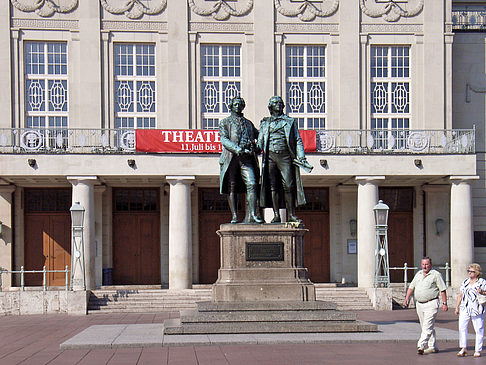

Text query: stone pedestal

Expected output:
[164,223,377,335]
[212,223,315,302]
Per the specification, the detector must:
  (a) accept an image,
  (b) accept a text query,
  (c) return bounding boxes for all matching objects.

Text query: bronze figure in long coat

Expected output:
[257,96,307,223]
[219,97,263,224]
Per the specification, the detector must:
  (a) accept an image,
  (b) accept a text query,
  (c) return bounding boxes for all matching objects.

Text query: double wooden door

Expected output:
[112,189,160,285]
[379,188,414,283]
[24,189,71,286]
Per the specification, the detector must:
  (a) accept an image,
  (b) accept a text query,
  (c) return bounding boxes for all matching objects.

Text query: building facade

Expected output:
[0,0,482,292]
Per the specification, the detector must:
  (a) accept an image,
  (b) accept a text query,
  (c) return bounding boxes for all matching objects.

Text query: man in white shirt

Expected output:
[404,257,448,355]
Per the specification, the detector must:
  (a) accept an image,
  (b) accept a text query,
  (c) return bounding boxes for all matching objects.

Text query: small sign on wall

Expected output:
[347,239,357,254]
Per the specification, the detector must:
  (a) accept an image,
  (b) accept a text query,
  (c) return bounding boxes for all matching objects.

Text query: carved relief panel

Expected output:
[360,0,424,22]
[275,0,339,22]
[10,0,78,17]
[100,0,167,19]
[188,0,253,21]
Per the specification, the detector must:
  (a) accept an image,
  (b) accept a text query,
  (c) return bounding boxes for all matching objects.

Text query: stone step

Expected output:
[88,287,375,313]
[179,309,356,323]
[163,318,377,334]
[197,300,337,311]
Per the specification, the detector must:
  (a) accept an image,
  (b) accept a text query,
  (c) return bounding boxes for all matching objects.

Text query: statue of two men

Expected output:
[219,96,311,224]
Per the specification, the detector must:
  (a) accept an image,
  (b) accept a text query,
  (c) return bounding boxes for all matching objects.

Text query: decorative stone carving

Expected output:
[10,0,78,17]
[361,23,422,33]
[100,0,167,20]
[275,0,339,22]
[12,18,79,30]
[102,20,167,31]
[360,0,423,22]
[189,22,253,32]
[276,23,338,33]
[188,0,253,21]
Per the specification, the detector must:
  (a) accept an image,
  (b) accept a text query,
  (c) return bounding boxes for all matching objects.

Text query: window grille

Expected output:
[285,45,326,130]
[25,42,69,149]
[371,46,411,149]
[114,44,156,131]
[201,45,241,129]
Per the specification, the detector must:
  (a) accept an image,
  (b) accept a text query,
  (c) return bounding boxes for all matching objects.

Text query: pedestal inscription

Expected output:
[212,223,316,302]
[246,242,284,261]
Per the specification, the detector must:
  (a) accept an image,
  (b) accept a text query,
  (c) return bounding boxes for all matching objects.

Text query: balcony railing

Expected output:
[453,6,486,31]
[315,128,475,154]
[0,127,475,155]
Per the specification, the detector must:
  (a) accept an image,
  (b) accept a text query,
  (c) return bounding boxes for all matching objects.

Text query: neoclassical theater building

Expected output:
[0,0,484,295]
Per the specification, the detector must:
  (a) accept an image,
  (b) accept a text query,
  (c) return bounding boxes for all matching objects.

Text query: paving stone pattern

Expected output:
[0,310,482,364]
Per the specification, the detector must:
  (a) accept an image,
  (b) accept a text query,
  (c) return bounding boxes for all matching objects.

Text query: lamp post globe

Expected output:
[70,202,85,228]
[373,200,389,227]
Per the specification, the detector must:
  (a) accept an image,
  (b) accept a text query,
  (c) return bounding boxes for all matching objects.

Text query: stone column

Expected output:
[166,1,189,128]
[68,176,98,290]
[94,185,106,287]
[450,176,478,287]
[167,176,194,289]
[0,185,15,289]
[356,176,384,288]
[0,1,11,127]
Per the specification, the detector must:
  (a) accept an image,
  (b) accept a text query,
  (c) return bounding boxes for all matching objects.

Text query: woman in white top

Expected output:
[455,263,486,357]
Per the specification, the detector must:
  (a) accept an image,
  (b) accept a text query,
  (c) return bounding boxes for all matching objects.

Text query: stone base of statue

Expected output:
[164,223,377,335]
[212,223,315,301]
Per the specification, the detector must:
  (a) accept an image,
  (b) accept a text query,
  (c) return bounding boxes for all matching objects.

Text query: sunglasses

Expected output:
[468,270,476,273]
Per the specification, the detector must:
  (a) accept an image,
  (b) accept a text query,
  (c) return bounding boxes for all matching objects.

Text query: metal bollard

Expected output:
[20,266,24,291]
[65,266,69,291]
[404,263,408,291]
[445,262,450,287]
[42,266,47,291]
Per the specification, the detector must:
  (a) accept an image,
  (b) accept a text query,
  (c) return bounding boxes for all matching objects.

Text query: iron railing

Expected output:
[389,262,450,290]
[0,127,475,154]
[315,129,475,154]
[453,6,486,31]
[0,266,70,292]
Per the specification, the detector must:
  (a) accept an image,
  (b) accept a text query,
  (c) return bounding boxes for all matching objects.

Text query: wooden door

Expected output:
[24,189,71,286]
[199,212,231,284]
[298,188,330,283]
[387,212,414,282]
[379,188,414,283]
[112,189,160,285]
[300,211,330,282]
[198,189,233,284]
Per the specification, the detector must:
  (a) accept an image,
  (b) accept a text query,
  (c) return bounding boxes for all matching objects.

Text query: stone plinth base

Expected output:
[164,301,378,334]
[212,223,315,302]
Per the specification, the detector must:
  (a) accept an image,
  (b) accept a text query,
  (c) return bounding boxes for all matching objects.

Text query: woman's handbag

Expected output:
[478,292,486,306]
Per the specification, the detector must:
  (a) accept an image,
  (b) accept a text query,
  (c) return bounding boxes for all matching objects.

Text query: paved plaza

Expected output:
[0,309,483,364]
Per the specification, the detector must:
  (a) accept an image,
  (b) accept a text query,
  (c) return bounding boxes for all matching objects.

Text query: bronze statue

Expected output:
[257,96,311,223]
[219,96,264,224]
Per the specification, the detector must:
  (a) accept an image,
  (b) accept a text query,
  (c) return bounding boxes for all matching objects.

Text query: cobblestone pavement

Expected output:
[0,309,483,364]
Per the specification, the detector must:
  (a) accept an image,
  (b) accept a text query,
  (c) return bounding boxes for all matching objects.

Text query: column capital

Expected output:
[422,184,449,193]
[166,176,195,185]
[67,176,99,185]
[94,185,106,193]
[449,176,479,184]
[337,185,357,193]
[355,176,385,184]
[0,185,16,194]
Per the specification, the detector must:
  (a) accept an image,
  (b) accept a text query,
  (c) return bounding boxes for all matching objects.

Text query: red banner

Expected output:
[135,129,316,153]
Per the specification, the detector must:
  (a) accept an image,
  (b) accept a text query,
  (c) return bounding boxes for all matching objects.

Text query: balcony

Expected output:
[0,128,475,155]
[452,6,486,32]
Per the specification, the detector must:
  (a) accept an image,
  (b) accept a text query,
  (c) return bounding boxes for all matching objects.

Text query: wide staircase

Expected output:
[315,284,374,311]
[88,284,374,313]
[88,286,212,313]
